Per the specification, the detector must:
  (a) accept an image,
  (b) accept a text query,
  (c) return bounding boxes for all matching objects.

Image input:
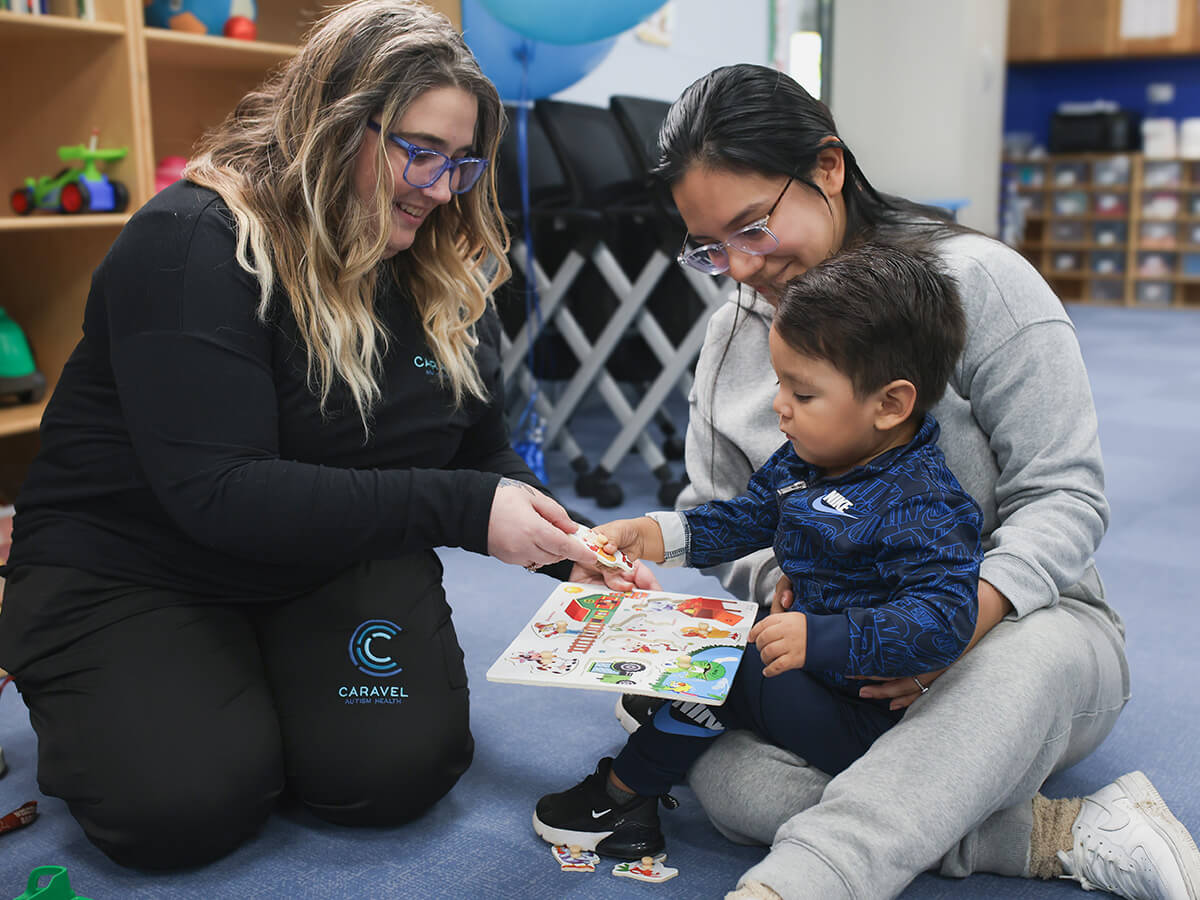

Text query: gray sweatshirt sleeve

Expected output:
[675,299,785,607]
[942,243,1109,618]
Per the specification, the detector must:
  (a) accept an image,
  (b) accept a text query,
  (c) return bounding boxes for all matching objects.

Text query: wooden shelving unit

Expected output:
[0,0,460,499]
[1003,153,1200,308]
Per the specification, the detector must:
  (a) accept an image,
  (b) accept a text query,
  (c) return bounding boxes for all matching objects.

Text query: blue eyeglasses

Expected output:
[366,121,488,194]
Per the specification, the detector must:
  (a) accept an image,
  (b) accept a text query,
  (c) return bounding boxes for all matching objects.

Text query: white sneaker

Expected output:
[1057,771,1199,899]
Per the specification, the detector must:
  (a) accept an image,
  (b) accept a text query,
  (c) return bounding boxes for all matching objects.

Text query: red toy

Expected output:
[223,15,256,40]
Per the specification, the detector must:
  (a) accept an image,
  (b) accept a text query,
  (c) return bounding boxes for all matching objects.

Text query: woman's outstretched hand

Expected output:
[568,558,662,591]
[487,478,594,570]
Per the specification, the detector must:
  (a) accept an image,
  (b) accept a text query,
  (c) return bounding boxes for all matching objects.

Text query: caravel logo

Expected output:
[348,619,403,677]
[812,489,857,518]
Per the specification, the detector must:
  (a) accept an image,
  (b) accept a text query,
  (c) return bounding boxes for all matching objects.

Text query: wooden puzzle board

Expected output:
[486,583,759,705]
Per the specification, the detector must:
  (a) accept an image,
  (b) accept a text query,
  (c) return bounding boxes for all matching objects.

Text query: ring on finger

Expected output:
[524,562,539,573]
[912,675,929,695]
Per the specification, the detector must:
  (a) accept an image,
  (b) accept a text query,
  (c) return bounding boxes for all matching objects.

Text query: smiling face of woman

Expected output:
[353,84,479,258]
[670,155,848,303]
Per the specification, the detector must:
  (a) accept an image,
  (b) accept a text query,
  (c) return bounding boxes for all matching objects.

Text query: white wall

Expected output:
[553,2,769,106]
[829,0,1008,234]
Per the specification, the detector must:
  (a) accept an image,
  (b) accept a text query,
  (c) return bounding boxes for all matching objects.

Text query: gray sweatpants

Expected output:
[686,597,1129,900]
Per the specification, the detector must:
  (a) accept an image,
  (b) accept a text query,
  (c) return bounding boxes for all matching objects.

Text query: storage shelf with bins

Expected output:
[0,1,459,498]
[1004,153,1200,308]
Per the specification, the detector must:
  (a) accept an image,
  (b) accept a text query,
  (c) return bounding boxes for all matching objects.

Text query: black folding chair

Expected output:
[532,99,733,506]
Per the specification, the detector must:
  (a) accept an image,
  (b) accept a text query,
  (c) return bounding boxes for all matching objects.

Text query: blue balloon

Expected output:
[477,0,664,45]
[462,0,616,101]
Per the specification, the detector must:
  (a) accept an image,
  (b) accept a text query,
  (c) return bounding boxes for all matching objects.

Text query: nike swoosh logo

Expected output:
[811,496,857,518]
[591,808,612,819]
[1089,797,1132,832]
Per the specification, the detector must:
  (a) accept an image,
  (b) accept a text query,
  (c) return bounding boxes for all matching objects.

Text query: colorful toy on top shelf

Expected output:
[0,308,46,405]
[143,0,257,39]
[9,130,129,216]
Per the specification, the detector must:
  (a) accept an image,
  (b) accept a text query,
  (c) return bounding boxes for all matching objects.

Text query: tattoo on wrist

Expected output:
[499,477,537,495]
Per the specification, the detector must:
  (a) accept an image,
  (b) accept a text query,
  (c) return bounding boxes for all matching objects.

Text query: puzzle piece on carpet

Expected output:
[552,844,599,872]
[613,853,677,883]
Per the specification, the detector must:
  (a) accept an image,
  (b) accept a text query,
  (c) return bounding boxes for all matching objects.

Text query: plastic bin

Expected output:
[1139,221,1178,248]
[1136,280,1174,305]
[1091,251,1125,275]
[1051,161,1088,185]
[1052,251,1083,272]
[1142,192,1181,219]
[1094,192,1128,216]
[1137,251,1176,277]
[1092,156,1131,185]
[1143,160,1183,187]
[1092,221,1128,245]
[1053,191,1088,216]
[1089,279,1126,302]
[1050,221,1086,243]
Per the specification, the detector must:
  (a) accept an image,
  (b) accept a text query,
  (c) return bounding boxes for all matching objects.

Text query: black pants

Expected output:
[0,556,473,869]
[612,639,904,797]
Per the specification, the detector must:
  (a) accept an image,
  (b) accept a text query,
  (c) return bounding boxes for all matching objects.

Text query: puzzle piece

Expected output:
[612,854,678,883]
[573,525,636,575]
[552,844,599,872]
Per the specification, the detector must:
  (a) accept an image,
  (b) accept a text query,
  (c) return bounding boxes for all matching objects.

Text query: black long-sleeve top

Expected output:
[7,182,541,598]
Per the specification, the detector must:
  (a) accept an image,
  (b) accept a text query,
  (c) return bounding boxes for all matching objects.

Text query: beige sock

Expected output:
[1029,793,1083,879]
[724,881,783,900]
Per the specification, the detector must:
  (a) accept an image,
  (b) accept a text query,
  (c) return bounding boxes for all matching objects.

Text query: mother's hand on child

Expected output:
[749,612,808,677]
[487,478,593,570]
[772,573,795,615]
[854,580,1012,709]
[856,668,948,710]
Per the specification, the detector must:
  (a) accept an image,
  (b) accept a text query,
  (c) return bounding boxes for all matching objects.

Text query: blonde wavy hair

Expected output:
[184,0,510,429]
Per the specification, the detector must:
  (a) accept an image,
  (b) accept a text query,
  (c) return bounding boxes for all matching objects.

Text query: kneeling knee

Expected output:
[300,730,475,827]
[77,767,282,870]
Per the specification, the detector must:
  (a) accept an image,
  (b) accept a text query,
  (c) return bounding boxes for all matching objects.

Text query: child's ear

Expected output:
[874,379,917,430]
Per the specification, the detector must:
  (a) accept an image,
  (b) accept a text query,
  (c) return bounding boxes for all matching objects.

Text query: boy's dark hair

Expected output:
[773,242,965,415]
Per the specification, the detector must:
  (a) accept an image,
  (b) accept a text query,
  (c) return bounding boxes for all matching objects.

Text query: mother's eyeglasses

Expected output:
[677,178,793,275]
[366,121,488,194]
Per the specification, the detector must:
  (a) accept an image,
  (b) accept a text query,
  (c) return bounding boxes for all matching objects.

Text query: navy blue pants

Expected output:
[612,640,904,797]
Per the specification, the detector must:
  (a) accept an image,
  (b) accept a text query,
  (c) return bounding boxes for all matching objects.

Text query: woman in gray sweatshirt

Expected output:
[637,64,1198,900]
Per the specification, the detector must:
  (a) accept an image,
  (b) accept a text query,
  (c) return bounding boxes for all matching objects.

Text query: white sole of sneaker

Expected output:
[531,811,613,852]
[614,696,641,735]
[1122,771,1200,900]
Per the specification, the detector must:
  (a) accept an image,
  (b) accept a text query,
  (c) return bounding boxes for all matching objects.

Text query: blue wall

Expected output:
[1005,57,1200,148]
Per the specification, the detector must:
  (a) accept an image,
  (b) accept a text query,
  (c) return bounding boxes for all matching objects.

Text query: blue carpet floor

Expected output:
[0,303,1197,898]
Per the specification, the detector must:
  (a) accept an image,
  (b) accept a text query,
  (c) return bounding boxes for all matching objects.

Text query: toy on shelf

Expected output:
[144,0,257,40]
[155,156,188,194]
[0,309,46,406]
[9,130,129,216]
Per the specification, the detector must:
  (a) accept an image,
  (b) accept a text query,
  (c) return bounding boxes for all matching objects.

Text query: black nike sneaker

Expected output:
[533,757,677,859]
[615,694,666,734]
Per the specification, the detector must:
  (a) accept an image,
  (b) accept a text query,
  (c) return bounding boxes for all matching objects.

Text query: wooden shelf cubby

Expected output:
[1003,153,1200,308]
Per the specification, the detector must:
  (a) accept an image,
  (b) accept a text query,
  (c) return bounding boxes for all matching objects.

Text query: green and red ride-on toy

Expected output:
[9,132,129,216]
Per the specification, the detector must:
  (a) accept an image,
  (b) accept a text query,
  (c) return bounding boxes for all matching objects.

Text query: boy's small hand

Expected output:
[748,611,807,677]
[771,574,795,615]
[594,519,648,561]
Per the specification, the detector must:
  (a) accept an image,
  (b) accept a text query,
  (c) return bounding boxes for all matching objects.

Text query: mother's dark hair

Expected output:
[655,64,965,246]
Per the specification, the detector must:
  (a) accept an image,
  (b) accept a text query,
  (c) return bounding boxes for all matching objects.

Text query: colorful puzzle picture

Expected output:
[486,583,759,705]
